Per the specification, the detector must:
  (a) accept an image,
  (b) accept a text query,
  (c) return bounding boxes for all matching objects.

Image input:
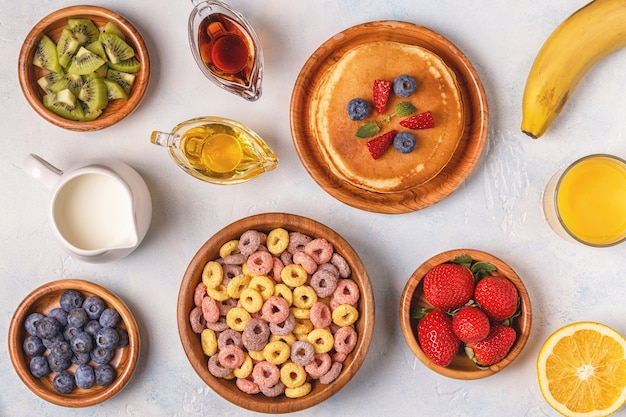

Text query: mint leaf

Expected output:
[395,102,416,117]
[355,122,380,138]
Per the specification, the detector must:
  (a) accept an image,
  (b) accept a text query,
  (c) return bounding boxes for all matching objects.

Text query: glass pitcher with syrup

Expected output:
[188,0,264,101]
[151,116,278,185]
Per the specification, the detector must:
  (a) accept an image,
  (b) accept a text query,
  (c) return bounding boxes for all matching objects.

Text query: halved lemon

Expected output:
[537,322,626,417]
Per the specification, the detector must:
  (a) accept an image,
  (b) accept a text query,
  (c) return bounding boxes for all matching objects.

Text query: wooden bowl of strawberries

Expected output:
[399,249,531,379]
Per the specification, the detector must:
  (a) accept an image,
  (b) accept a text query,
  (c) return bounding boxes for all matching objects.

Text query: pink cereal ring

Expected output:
[331,351,348,363]
[269,314,295,336]
[292,251,317,275]
[247,251,274,276]
[304,238,334,264]
[217,328,243,349]
[194,282,207,307]
[287,232,311,254]
[261,296,290,324]
[251,360,280,388]
[236,376,260,394]
[208,354,232,378]
[290,340,315,366]
[205,317,229,332]
[280,251,293,266]
[319,361,343,385]
[332,279,360,306]
[218,344,245,369]
[316,262,340,278]
[304,353,332,379]
[333,326,357,355]
[309,301,332,329]
[238,230,261,257]
[201,295,220,323]
[271,257,284,283]
[331,252,352,278]
[189,307,206,334]
[223,253,246,265]
[310,269,338,299]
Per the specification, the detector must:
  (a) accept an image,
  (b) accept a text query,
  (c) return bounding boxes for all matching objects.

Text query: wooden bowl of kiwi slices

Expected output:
[18,6,150,131]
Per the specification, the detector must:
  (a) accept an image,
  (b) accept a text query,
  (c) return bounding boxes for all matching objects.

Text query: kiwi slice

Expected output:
[100,33,134,64]
[101,21,126,40]
[78,74,108,110]
[106,69,135,95]
[66,47,106,75]
[33,35,63,74]
[80,105,103,121]
[67,18,100,45]
[37,72,64,94]
[43,89,85,121]
[56,28,81,69]
[103,78,128,100]
[108,57,141,73]
[49,73,84,97]
[85,40,107,61]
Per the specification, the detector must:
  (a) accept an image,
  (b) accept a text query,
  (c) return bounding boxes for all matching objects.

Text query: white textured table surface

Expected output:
[2,1,625,416]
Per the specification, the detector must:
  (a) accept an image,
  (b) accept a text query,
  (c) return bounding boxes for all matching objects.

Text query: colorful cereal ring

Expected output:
[290,340,315,366]
[333,326,357,355]
[263,340,290,365]
[261,296,290,324]
[307,328,334,354]
[332,304,359,327]
[238,230,261,257]
[293,285,318,309]
[280,264,308,288]
[247,251,274,276]
[304,238,334,264]
[285,381,312,398]
[189,306,206,334]
[219,239,240,258]
[280,362,307,389]
[226,307,251,332]
[267,228,289,255]
[304,353,331,379]
[200,328,217,356]
[239,288,263,313]
[249,275,275,301]
[201,295,220,323]
[319,361,343,385]
[251,360,280,388]
[292,251,317,275]
[309,301,332,329]
[202,261,224,289]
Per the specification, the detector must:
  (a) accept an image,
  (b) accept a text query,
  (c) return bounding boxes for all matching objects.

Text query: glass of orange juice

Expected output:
[543,154,626,247]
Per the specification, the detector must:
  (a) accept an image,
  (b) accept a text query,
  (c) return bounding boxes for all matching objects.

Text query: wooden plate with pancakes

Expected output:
[290,21,488,214]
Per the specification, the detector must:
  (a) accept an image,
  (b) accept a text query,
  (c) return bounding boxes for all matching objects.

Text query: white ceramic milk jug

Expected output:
[23,154,153,263]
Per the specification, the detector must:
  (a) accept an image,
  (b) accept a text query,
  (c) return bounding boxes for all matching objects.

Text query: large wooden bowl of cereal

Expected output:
[177,212,375,413]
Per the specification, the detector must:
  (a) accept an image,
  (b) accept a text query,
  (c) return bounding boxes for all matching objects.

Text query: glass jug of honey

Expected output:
[188,0,264,101]
[151,116,278,185]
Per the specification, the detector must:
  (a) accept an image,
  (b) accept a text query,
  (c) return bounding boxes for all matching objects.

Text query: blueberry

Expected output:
[393,132,417,153]
[94,364,116,387]
[116,327,129,348]
[75,364,95,389]
[71,351,91,366]
[63,325,82,342]
[346,98,370,121]
[42,333,64,349]
[84,319,102,336]
[23,335,45,357]
[90,347,115,364]
[24,312,45,335]
[95,327,120,350]
[48,352,71,372]
[67,307,88,328]
[70,331,94,354]
[50,340,73,361]
[393,74,417,97]
[60,289,84,312]
[29,355,50,378]
[53,370,75,394]
[99,308,120,328]
[48,307,68,327]
[82,296,106,320]
[35,317,61,340]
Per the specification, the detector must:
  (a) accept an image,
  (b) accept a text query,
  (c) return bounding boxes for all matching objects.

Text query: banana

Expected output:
[521,0,626,139]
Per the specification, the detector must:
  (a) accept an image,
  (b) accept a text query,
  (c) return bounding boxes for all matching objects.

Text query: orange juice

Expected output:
[555,155,626,246]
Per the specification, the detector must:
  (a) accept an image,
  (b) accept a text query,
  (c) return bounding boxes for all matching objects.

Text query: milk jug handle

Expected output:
[23,154,63,189]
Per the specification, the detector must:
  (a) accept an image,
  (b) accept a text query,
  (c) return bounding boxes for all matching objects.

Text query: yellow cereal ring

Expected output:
[239,288,263,313]
[332,304,359,327]
[285,381,312,398]
[263,340,291,365]
[219,239,240,258]
[267,228,289,255]
[307,328,334,353]
[281,264,308,288]
[233,352,253,379]
[226,307,251,332]
[293,285,318,309]
[248,349,265,361]
[248,275,275,301]
[290,307,310,320]
[200,328,217,356]
[202,261,224,289]
[280,362,307,388]
[274,283,293,306]
[295,332,309,342]
[293,318,313,335]
[242,261,253,277]
[224,372,235,380]
[206,283,230,301]
[270,332,297,346]
[226,274,250,299]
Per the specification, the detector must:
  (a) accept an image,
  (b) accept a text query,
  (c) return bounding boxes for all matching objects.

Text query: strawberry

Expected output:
[474,275,519,322]
[373,79,391,114]
[417,308,460,367]
[422,263,474,311]
[400,111,435,129]
[366,130,396,160]
[452,305,491,343]
[465,324,516,367]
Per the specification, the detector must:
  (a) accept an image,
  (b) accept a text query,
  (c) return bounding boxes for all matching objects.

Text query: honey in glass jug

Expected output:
[151,116,278,185]
[188,0,263,101]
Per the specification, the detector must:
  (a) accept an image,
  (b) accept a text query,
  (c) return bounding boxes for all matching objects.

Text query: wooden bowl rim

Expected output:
[399,249,532,379]
[17,5,150,131]
[177,212,375,413]
[290,20,488,214]
[8,278,140,407]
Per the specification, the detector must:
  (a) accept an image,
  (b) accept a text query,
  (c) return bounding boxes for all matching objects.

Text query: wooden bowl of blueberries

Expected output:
[177,212,375,413]
[8,279,140,407]
[17,5,150,131]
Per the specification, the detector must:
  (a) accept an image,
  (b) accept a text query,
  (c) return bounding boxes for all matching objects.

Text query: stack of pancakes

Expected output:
[311,41,464,193]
